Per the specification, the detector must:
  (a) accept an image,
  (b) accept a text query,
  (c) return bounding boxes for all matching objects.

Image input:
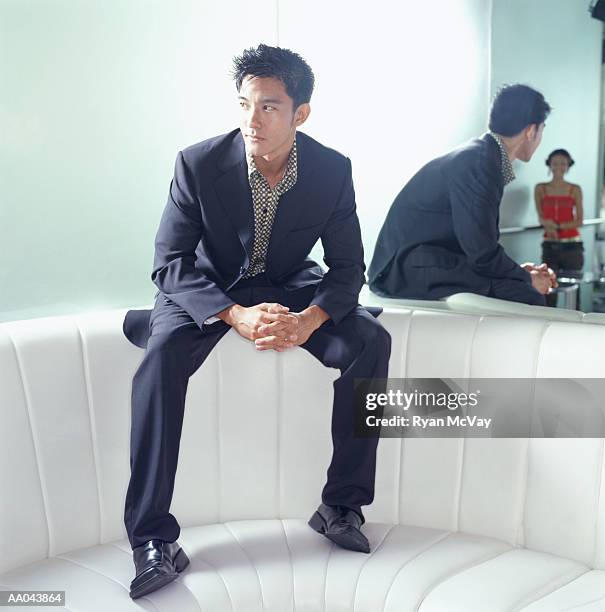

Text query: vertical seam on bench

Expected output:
[74,320,103,545]
[322,540,335,612]
[466,315,482,380]
[398,311,414,523]
[7,330,52,558]
[351,524,396,611]
[279,519,296,612]
[216,348,223,523]
[521,321,552,548]
[413,545,512,612]
[276,353,283,518]
[455,440,466,533]
[456,315,483,532]
[223,522,266,610]
[593,441,605,568]
[381,530,451,611]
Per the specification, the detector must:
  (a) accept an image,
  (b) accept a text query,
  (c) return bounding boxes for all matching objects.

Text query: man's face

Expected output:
[238,75,304,158]
[518,122,545,162]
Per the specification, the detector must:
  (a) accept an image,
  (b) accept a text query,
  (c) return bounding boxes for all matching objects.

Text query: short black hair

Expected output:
[489,84,551,137]
[546,148,575,168]
[232,44,315,109]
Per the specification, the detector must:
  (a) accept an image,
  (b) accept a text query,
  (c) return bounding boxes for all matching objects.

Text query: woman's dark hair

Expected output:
[545,149,575,168]
[488,84,552,137]
[232,44,315,109]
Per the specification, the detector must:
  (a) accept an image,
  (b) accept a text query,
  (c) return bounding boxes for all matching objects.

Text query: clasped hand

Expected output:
[219,302,323,351]
[521,262,558,295]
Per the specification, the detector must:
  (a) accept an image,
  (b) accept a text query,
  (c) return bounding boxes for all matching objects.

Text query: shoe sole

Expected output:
[308,511,370,553]
[130,547,190,599]
[130,569,178,599]
[173,547,190,573]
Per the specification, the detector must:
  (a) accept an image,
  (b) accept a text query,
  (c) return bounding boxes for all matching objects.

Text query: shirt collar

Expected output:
[488,131,515,186]
[247,137,298,186]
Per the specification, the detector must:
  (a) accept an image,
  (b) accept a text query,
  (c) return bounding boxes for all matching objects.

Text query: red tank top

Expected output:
[541,185,580,240]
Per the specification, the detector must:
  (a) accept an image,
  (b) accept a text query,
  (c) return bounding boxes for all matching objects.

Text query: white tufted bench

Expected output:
[1,301,605,611]
[359,284,605,324]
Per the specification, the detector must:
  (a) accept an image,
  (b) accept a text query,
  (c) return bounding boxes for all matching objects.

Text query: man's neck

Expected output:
[252,135,295,182]
[496,133,521,163]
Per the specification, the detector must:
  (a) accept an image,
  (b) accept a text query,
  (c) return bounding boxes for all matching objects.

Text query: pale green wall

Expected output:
[1,0,274,321]
[1,0,490,322]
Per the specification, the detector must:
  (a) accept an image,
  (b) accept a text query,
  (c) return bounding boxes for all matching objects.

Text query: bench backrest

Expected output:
[0,307,603,574]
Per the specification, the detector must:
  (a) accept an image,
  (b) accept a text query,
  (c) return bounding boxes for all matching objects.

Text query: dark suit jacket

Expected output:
[368,134,542,305]
[123,129,366,348]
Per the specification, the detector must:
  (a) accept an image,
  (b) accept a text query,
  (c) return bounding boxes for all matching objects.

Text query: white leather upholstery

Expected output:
[583,312,605,325]
[1,304,604,611]
[445,292,584,322]
[360,284,605,324]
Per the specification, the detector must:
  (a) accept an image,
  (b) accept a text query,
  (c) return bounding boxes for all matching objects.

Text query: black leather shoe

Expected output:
[308,503,370,553]
[129,539,190,599]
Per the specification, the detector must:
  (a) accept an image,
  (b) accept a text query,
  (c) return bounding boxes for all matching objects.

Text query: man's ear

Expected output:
[293,103,311,127]
[526,123,538,141]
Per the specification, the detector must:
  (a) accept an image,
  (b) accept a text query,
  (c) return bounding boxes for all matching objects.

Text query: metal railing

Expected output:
[500,217,605,234]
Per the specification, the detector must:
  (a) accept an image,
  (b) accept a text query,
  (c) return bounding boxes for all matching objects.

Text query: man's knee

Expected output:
[149,325,196,350]
[353,314,391,356]
[141,325,201,370]
[376,322,391,353]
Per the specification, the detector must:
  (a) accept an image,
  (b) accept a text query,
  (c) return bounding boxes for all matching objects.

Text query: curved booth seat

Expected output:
[583,312,605,325]
[1,305,605,611]
[444,292,584,322]
[360,284,605,324]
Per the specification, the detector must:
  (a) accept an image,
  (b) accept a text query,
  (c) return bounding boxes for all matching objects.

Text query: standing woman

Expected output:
[534,149,584,274]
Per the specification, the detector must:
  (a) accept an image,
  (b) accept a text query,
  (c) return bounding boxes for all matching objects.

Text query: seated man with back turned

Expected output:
[368,84,557,306]
[122,44,391,599]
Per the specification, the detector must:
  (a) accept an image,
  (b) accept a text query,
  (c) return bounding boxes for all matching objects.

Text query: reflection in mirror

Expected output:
[493,0,604,312]
[367,0,605,314]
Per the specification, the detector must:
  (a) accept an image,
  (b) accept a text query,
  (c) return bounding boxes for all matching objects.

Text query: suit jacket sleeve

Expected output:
[449,159,531,284]
[151,151,235,329]
[309,157,365,324]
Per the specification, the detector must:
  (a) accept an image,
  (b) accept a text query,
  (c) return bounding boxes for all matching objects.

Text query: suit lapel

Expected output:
[213,130,318,263]
[267,131,317,257]
[214,131,254,259]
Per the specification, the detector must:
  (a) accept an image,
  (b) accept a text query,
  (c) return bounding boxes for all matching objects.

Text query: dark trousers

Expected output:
[123,278,391,549]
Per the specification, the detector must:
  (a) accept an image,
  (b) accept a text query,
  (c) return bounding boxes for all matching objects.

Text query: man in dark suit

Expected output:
[368,84,557,306]
[122,44,391,599]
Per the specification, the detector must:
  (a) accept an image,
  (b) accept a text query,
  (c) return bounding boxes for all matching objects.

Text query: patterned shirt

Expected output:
[243,138,298,278]
[488,132,515,186]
